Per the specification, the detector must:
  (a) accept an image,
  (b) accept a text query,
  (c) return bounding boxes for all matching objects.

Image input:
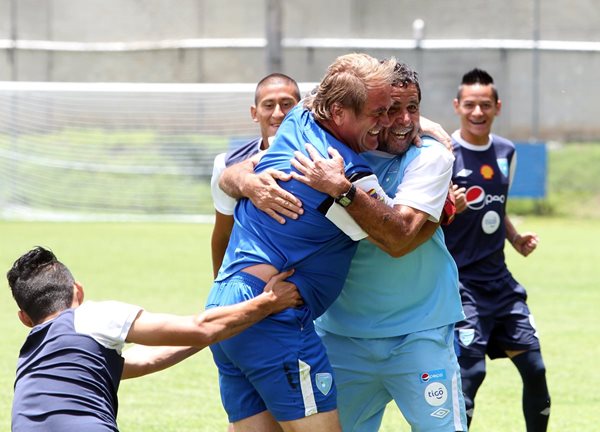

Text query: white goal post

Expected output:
[0,81,314,222]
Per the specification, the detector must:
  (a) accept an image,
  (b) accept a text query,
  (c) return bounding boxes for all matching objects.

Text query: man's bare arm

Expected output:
[121,270,302,378]
[290,145,432,257]
[219,154,303,224]
[211,211,234,277]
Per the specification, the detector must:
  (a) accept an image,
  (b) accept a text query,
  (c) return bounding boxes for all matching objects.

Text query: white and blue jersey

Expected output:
[442,131,516,282]
[12,301,141,432]
[315,138,467,431]
[317,137,464,338]
[214,104,373,319]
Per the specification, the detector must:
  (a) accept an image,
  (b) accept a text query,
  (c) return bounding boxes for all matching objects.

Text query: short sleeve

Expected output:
[74,301,143,354]
[211,152,237,215]
[392,143,454,222]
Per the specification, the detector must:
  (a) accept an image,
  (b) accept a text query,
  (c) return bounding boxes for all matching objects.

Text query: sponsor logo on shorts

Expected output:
[430,408,450,419]
[315,373,332,396]
[459,328,475,346]
[420,369,447,383]
[424,382,448,406]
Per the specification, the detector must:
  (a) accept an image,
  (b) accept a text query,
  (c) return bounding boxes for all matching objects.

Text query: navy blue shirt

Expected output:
[442,132,515,282]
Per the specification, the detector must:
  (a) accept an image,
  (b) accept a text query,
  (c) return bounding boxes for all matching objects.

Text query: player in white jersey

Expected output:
[210,73,302,277]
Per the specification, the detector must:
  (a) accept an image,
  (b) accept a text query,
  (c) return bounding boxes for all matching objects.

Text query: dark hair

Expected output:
[392,62,421,102]
[254,73,301,104]
[7,247,75,324]
[457,68,499,102]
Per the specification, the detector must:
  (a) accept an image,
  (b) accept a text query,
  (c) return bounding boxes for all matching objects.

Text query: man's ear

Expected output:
[453,98,460,113]
[496,99,502,116]
[331,102,346,126]
[73,282,84,306]
[18,310,34,328]
[250,105,258,123]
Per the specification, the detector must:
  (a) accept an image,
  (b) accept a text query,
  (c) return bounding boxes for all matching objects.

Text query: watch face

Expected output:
[338,196,352,207]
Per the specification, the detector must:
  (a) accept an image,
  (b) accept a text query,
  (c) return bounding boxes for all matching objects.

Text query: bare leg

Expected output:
[233,411,283,432]
[279,409,341,432]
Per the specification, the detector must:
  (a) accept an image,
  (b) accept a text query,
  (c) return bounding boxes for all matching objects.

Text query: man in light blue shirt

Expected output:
[292,63,467,431]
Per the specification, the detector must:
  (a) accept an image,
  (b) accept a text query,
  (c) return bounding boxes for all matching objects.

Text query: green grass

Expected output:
[1,218,599,431]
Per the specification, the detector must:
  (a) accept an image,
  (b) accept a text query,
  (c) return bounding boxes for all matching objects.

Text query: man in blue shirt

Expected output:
[442,68,551,431]
[9,246,301,431]
[206,53,430,431]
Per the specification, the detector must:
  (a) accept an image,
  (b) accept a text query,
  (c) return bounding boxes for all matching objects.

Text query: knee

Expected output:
[460,356,486,390]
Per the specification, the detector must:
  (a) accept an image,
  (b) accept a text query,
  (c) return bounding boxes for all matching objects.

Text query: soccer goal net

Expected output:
[0,82,310,222]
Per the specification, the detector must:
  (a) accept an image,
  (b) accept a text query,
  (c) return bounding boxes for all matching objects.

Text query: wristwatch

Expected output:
[335,183,356,208]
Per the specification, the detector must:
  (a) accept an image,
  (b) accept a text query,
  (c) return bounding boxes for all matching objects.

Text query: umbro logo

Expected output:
[456,168,472,177]
[431,408,450,418]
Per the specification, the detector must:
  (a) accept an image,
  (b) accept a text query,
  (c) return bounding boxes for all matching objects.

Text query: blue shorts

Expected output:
[206,272,337,422]
[455,276,541,359]
[317,324,467,432]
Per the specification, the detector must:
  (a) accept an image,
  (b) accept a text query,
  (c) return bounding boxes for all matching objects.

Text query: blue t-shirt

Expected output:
[442,132,515,282]
[317,139,464,337]
[216,105,372,318]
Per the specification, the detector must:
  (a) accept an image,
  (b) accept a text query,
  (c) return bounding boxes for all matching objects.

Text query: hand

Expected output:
[263,269,303,312]
[511,232,539,257]
[418,116,452,151]
[245,169,303,224]
[451,184,467,213]
[290,143,351,197]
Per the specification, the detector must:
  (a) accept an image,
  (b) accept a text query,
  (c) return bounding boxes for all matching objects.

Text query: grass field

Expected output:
[1,217,598,431]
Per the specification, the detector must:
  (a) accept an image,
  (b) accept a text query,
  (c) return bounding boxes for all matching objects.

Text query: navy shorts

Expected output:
[206,272,337,422]
[455,275,541,359]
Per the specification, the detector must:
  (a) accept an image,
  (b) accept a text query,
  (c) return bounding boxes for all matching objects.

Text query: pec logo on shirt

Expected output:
[465,186,485,210]
[480,164,494,180]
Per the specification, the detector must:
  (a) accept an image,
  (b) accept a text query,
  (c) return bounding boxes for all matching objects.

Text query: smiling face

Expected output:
[251,81,300,147]
[454,83,501,145]
[378,83,421,155]
[334,83,393,153]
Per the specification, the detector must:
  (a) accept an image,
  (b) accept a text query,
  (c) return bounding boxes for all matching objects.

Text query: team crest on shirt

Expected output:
[315,373,333,395]
[458,328,475,346]
[497,158,509,177]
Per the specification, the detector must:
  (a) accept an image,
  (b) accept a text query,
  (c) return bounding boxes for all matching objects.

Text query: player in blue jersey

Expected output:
[205,53,432,432]
[210,73,302,277]
[442,68,551,431]
[289,62,467,432]
[8,246,301,431]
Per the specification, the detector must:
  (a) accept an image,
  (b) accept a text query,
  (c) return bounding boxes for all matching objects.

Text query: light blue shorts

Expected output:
[206,272,337,422]
[317,324,467,432]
